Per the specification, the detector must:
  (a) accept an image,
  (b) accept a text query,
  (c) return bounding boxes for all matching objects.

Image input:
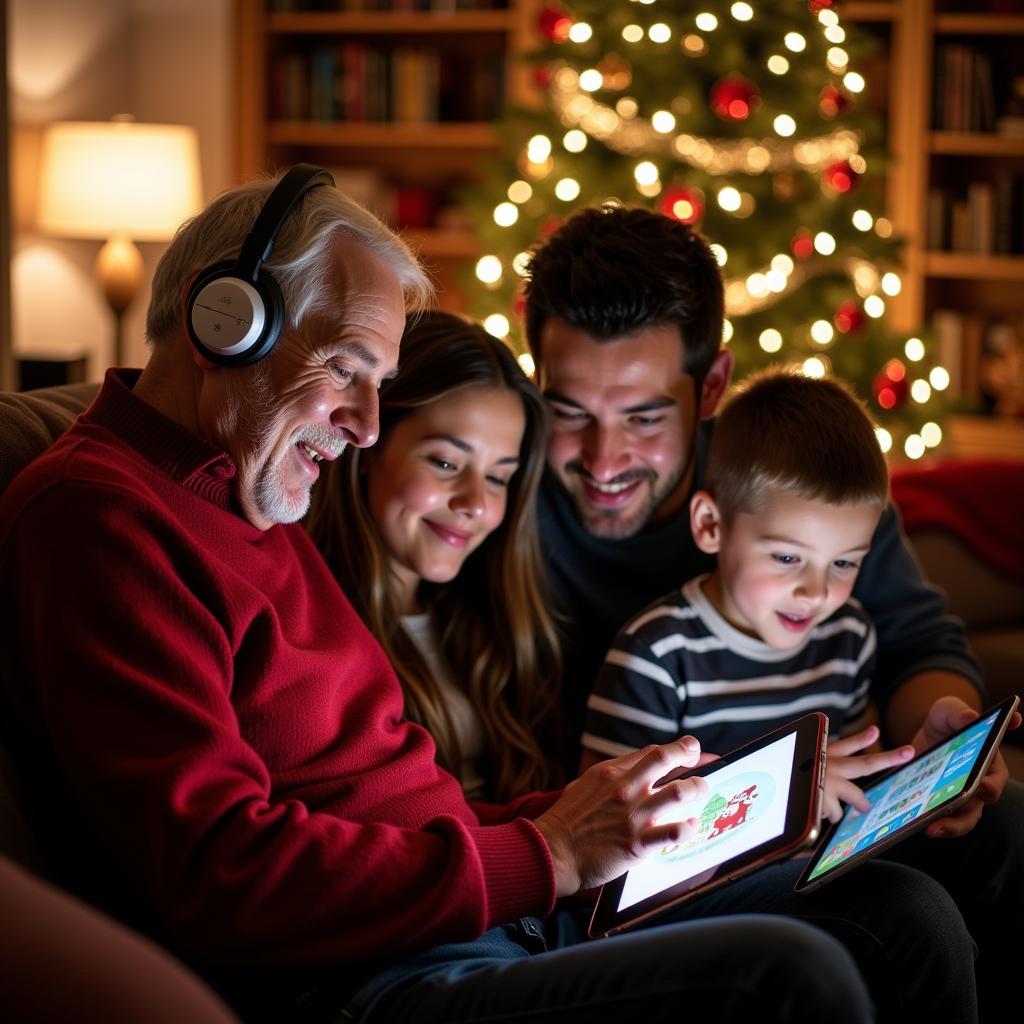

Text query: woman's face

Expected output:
[365,386,527,611]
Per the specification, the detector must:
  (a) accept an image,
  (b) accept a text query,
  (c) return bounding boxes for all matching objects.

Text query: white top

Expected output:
[401,613,488,801]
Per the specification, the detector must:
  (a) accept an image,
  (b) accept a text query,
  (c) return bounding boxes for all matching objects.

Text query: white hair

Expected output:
[146,171,433,344]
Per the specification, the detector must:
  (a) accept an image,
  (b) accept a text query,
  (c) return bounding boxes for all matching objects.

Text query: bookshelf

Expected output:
[233,0,537,310]
[846,0,1024,456]
[231,1,1024,448]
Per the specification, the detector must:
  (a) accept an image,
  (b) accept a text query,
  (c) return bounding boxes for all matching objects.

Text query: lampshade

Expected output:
[37,119,202,241]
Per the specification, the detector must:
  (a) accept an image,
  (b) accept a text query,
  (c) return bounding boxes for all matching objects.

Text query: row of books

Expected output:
[926,174,1024,254]
[324,166,457,230]
[269,45,505,122]
[932,309,1024,415]
[932,44,997,133]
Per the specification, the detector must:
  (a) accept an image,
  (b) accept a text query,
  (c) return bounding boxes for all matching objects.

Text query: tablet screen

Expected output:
[805,708,1003,884]
[618,729,796,911]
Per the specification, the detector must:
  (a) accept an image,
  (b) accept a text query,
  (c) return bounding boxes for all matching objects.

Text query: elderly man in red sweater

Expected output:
[0,168,876,1023]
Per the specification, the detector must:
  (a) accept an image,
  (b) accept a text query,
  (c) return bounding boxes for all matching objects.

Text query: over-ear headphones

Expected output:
[187,163,335,367]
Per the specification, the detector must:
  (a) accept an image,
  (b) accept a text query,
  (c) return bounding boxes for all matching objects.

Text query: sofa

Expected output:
[0,382,1021,1014]
[890,459,1024,777]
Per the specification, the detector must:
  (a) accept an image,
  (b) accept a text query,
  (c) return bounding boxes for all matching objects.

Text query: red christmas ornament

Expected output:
[540,216,563,238]
[873,359,909,411]
[834,300,867,335]
[809,0,836,12]
[534,65,553,90]
[819,85,851,119]
[660,185,704,225]
[710,75,761,122]
[822,160,860,195]
[791,229,815,261]
[538,7,572,43]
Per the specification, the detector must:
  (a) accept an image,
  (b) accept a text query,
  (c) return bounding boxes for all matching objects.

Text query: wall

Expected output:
[0,3,12,391]
[8,0,232,381]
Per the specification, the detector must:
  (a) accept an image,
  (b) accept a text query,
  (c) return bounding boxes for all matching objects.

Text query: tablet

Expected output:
[589,712,828,938]
[795,694,1020,894]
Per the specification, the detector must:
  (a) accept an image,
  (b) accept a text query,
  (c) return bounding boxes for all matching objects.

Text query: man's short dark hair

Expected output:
[522,204,725,381]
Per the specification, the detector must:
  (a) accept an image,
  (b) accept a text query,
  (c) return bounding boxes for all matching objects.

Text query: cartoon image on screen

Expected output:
[807,711,999,882]
[618,732,795,911]
[658,771,776,865]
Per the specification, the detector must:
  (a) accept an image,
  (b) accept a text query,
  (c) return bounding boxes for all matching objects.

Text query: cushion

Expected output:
[891,460,1024,581]
[0,383,100,494]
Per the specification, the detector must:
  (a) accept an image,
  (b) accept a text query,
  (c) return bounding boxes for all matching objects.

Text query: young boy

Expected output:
[580,365,915,819]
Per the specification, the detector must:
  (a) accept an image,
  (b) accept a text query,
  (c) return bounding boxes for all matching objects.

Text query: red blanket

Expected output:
[890,460,1024,580]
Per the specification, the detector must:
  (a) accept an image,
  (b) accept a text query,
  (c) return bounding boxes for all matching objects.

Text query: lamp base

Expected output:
[95,234,143,366]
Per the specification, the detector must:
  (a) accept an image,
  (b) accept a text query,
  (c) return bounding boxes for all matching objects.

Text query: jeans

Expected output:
[346,910,873,1024]
[882,777,1024,1021]
[332,780,1024,1024]
[347,851,974,1024]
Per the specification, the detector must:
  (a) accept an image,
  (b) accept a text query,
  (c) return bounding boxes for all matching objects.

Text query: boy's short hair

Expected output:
[706,365,889,520]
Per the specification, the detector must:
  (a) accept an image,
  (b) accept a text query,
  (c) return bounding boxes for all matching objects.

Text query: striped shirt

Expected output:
[582,575,875,758]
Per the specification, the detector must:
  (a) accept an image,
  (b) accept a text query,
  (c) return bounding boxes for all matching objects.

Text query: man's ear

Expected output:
[188,329,220,370]
[189,338,218,370]
[698,349,734,419]
[690,490,723,554]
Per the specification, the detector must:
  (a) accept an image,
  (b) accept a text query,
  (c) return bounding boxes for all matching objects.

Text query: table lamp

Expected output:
[36,117,202,366]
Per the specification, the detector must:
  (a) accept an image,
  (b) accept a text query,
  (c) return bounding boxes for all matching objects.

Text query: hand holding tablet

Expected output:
[589,713,828,938]
[795,694,1020,893]
[821,724,915,823]
[535,736,711,898]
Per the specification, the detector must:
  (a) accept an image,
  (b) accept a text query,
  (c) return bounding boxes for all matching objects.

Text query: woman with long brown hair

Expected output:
[307,310,562,801]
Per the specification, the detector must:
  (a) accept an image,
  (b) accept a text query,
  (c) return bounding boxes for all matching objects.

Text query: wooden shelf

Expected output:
[268,10,516,35]
[266,121,499,150]
[929,131,1024,155]
[934,13,1024,36]
[841,2,898,23]
[923,252,1024,281]
[945,414,1024,460]
[403,228,479,262]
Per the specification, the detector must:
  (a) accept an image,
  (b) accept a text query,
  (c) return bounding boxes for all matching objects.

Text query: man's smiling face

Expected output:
[200,233,405,530]
[538,318,700,539]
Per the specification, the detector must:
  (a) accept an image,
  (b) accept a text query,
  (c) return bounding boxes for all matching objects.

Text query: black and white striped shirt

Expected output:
[582,575,875,758]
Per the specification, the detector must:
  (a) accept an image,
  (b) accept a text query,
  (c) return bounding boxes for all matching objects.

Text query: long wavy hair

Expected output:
[307,311,563,800]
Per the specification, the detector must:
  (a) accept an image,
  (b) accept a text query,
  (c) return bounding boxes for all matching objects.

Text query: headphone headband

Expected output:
[236,164,336,281]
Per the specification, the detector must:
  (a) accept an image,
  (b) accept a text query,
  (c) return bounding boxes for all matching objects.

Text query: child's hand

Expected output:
[823,725,915,823]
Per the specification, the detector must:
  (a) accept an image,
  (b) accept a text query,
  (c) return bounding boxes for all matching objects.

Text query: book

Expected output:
[967,181,995,253]
[926,187,948,251]
[994,171,1023,254]
[933,309,964,398]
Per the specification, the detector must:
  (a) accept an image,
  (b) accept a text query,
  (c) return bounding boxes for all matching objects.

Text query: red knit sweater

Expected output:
[0,370,556,968]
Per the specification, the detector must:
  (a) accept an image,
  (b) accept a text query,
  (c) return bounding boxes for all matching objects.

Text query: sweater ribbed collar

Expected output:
[80,368,238,511]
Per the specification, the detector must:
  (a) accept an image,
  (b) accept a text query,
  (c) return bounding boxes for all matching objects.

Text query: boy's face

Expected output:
[700,490,880,650]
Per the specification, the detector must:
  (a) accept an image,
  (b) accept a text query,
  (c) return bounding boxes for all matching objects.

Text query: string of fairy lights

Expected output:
[472,0,952,459]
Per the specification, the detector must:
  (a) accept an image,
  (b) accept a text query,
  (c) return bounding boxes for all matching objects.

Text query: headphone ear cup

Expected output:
[187,262,284,367]
[185,164,332,367]
[238,269,285,367]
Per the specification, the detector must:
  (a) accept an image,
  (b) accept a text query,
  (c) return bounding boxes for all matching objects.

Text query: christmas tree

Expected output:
[463,0,951,458]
